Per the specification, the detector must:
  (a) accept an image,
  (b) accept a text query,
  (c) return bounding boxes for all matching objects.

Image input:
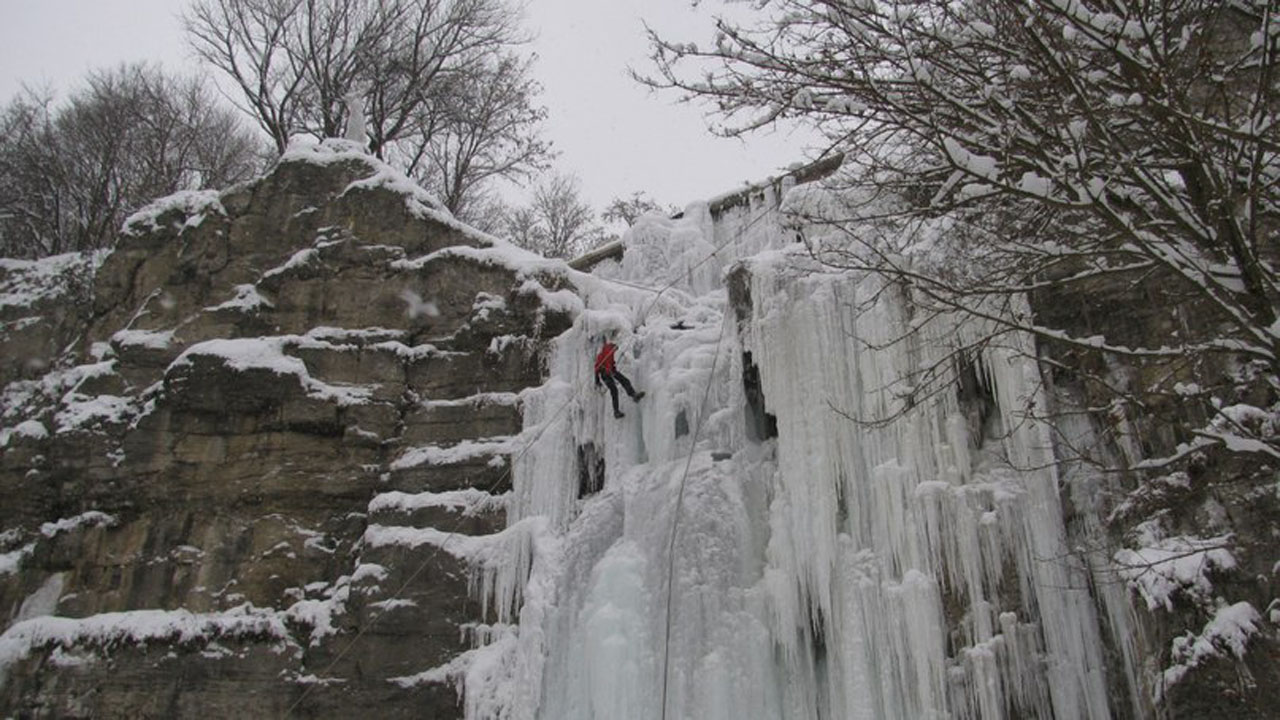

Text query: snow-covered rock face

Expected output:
[0,140,575,717]
[0,252,103,385]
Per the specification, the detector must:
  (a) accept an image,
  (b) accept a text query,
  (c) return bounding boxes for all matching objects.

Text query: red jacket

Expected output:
[594,342,617,374]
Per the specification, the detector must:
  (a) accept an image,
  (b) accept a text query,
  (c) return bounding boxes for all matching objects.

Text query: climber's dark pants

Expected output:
[598,370,639,414]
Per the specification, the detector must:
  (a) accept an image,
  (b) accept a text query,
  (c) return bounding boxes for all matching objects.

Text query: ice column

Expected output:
[743,252,1116,720]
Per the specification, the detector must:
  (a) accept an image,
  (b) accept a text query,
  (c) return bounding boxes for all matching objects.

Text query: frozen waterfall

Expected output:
[461,186,1142,720]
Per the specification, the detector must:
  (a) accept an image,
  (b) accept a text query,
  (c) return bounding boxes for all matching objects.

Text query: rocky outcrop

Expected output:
[0,252,101,386]
[1032,273,1280,719]
[0,140,575,718]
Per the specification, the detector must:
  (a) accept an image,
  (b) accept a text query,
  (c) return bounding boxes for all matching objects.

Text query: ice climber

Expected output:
[594,337,645,418]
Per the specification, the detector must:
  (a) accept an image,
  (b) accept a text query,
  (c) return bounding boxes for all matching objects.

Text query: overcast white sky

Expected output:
[0,0,815,211]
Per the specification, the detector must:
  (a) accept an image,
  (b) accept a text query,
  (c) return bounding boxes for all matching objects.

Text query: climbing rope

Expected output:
[651,202,777,719]
[588,204,768,719]
[657,281,733,720]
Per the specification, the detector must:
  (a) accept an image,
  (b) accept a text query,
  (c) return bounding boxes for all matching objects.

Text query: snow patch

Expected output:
[123,190,224,237]
[0,544,35,577]
[111,328,175,351]
[54,393,138,432]
[1161,602,1261,694]
[0,252,103,311]
[369,489,507,516]
[0,606,290,678]
[170,336,372,406]
[40,512,117,537]
[391,437,517,470]
[205,284,273,312]
[1114,536,1236,612]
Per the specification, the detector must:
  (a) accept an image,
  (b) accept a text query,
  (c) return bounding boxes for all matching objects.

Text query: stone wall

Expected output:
[0,141,573,719]
[1031,270,1280,719]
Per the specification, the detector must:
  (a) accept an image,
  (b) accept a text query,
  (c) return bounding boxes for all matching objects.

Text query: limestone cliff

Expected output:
[0,140,573,718]
[5,142,1279,720]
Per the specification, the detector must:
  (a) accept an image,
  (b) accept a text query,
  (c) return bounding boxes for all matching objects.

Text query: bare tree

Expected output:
[295,0,386,140]
[646,0,1280,461]
[504,172,601,258]
[186,0,549,218]
[0,89,63,258]
[363,0,522,158]
[602,191,676,227]
[404,52,552,219]
[185,0,306,154]
[0,64,263,258]
[502,203,541,249]
[186,0,526,157]
[450,190,510,236]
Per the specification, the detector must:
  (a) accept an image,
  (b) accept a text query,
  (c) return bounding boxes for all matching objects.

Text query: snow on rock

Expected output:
[364,517,544,625]
[363,517,532,562]
[519,279,583,317]
[390,437,517,471]
[349,563,388,585]
[285,578,352,647]
[370,598,418,612]
[473,292,506,321]
[1114,535,1236,612]
[204,283,274,312]
[0,544,35,577]
[40,512,117,538]
[1161,601,1261,694]
[122,189,225,237]
[169,336,372,406]
[0,361,144,440]
[344,167,447,218]
[0,252,104,311]
[2,361,118,425]
[369,489,508,516]
[385,238,584,328]
[391,651,470,688]
[262,248,320,279]
[391,243,569,287]
[279,138,372,167]
[0,420,48,447]
[53,393,137,432]
[422,392,520,410]
[0,605,290,681]
[305,326,403,343]
[110,328,176,354]
[487,335,526,356]
[279,138,472,232]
